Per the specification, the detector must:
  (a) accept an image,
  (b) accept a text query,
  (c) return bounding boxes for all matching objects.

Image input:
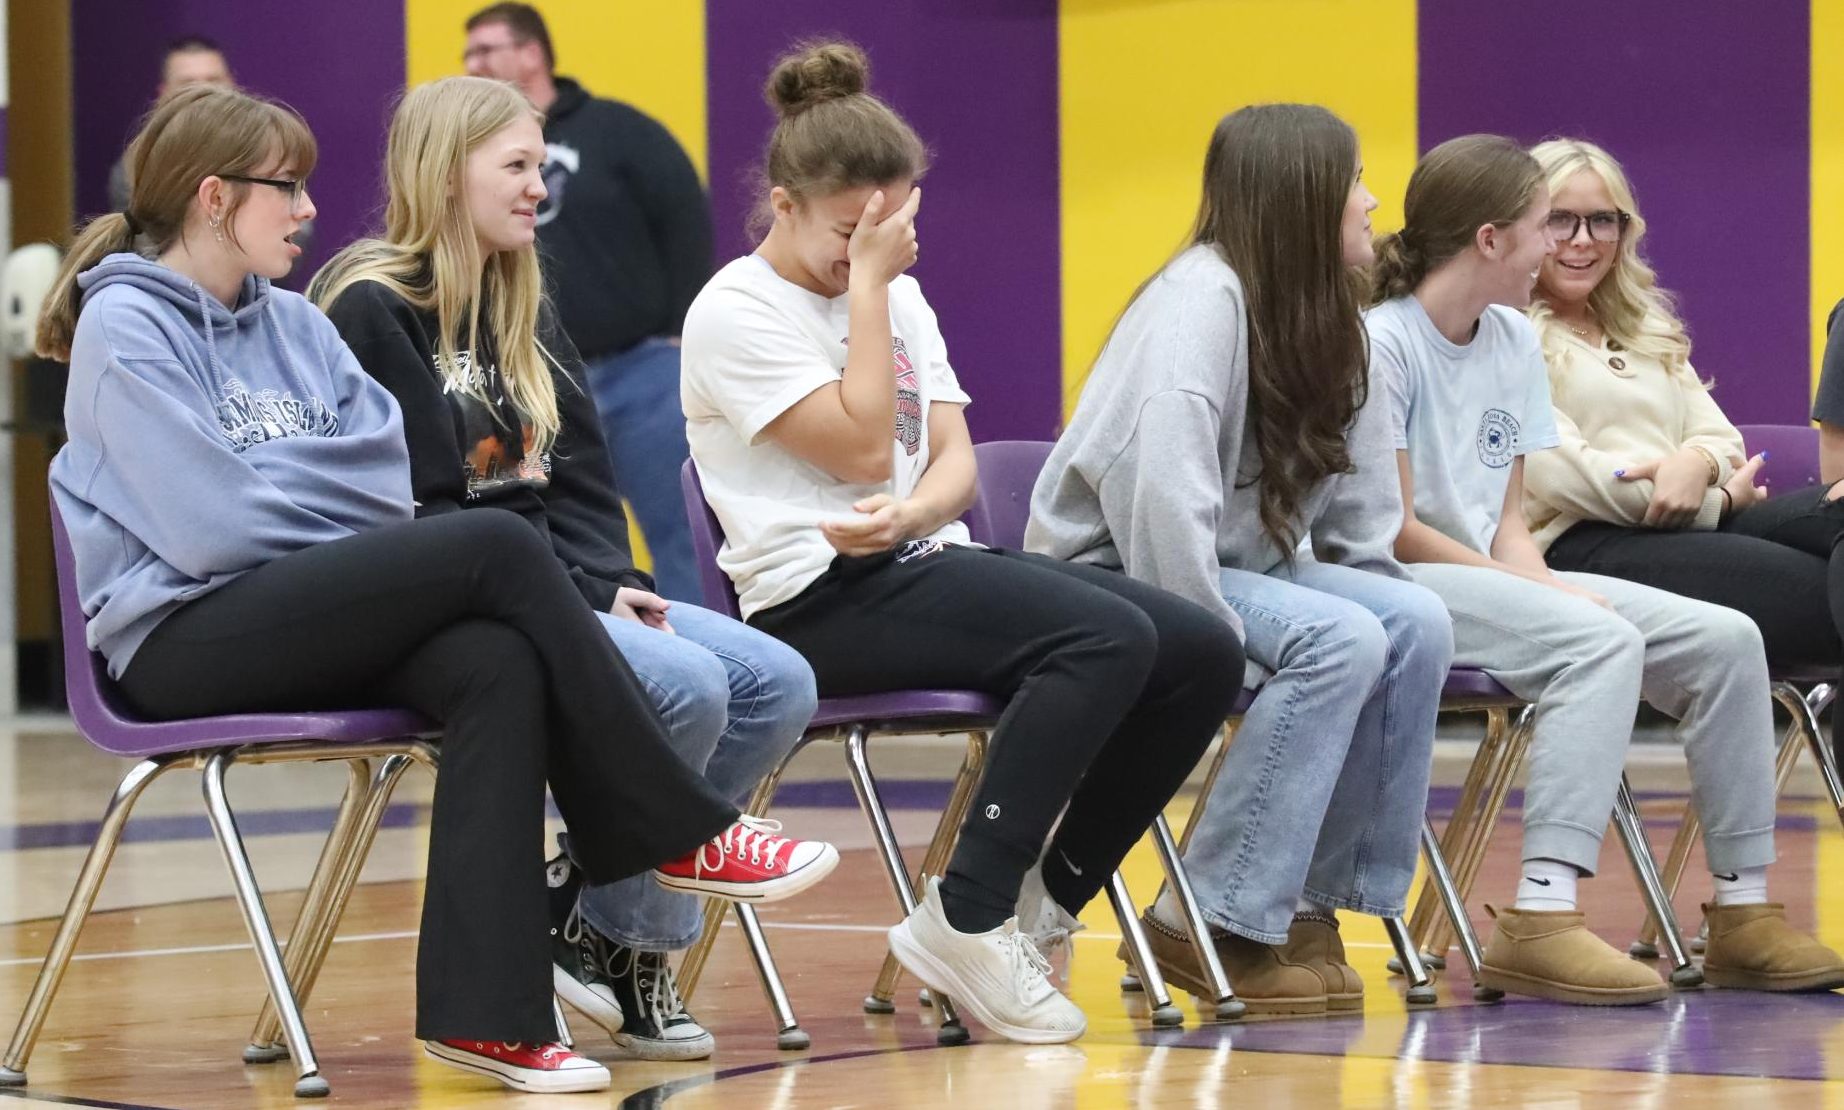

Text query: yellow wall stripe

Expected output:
[404,0,707,177]
[1058,0,1418,417]
[1812,0,1844,400]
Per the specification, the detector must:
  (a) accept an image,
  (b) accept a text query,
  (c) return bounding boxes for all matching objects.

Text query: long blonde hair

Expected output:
[311,76,560,452]
[1525,138,1694,379]
[38,84,317,360]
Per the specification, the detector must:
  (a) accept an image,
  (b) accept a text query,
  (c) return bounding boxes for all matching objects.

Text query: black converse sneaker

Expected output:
[605,944,715,1061]
[547,852,623,1035]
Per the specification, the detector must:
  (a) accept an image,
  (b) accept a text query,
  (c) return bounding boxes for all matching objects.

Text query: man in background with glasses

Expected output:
[463,2,713,607]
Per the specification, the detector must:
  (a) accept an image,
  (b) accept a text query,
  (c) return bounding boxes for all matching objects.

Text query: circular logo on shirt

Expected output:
[1476,408,1520,469]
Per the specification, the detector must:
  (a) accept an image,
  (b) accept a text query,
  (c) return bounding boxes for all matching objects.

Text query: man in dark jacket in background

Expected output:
[464,3,712,601]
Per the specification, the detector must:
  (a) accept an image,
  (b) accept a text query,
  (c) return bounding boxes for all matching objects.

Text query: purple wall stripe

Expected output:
[1418,0,1810,425]
[69,1,405,271]
[704,1,1062,441]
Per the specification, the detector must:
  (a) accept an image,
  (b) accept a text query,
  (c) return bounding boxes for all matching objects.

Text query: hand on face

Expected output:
[846,186,921,291]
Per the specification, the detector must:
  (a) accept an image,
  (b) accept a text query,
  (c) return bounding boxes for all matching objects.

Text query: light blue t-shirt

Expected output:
[1365,296,1560,555]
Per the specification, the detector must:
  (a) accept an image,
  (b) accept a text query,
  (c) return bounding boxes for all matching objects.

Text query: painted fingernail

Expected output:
[1613,469,1625,477]
[1761,450,1771,460]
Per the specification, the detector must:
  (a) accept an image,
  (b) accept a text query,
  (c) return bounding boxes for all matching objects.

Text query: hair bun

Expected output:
[765,41,868,119]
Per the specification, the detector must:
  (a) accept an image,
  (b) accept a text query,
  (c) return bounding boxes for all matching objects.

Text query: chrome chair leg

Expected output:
[203,753,330,1098]
[1611,775,1701,989]
[247,752,423,1061]
[844,726,968,1045]
[0,756,181,1088]
[1108,871,1183,1027]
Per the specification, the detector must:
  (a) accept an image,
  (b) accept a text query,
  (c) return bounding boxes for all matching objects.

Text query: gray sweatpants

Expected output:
[1409,565,1776,876]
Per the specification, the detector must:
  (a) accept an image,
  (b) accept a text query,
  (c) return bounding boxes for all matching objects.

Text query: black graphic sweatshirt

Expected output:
[324,278,654,610]
[538,77,713,360]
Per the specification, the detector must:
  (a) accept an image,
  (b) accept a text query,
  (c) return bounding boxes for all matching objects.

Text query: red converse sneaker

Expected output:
[652,815,839,902]
[423,1039,609,1093]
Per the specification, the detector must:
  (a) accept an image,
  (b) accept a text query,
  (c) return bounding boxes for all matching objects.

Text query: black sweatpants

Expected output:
[1546,483,1844,760]
[118,510,738,1042]
[752,543,1245,931]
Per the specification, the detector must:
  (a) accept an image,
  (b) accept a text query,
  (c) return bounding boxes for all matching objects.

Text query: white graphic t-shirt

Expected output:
[1366,296,1560,555]
[682,255,972,618]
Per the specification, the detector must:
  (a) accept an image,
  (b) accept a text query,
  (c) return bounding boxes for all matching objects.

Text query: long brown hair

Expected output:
[1370,134,1543,304]
[37,84,316,361]
[1191,103,1369,554]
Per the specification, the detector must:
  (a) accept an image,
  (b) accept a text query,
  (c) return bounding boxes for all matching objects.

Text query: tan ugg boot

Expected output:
[1701,902,1844,992]
[1477,905,1668,1006]
[1282,913,1364,1011]
[1118,909,1328,1015]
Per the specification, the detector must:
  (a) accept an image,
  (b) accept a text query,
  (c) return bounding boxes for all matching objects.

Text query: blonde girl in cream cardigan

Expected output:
[1525,139,1844,768]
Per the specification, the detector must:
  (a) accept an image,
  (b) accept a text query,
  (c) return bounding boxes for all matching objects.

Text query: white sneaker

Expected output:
[887,876,1087,1044]
[1014,860,1086,984]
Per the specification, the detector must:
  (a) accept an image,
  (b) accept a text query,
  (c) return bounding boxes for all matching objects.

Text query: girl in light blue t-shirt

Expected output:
[1371,133,1842,1007]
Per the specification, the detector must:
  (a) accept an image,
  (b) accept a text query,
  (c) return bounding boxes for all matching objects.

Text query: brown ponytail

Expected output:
[36,213,139,361]
[1367,134,1543,305]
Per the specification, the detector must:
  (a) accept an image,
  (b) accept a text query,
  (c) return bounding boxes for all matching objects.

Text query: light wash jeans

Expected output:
[1181,559,1452,944]
[1409,565,1776,877]
[583,338,698,603]
[570,602,817,950]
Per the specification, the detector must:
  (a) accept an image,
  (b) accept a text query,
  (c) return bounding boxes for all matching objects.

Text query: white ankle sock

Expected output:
[1712,865,1768,906]
[1295,896,1334,917]
[1514,859,1580,912]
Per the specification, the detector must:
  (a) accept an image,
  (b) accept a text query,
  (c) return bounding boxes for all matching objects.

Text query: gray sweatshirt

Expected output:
[52,253,413,676]
[1024,244,1405,635]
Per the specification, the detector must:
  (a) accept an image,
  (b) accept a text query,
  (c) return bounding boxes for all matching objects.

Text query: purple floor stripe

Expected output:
[5,779,1819,853]
[1143,990,1844,1082]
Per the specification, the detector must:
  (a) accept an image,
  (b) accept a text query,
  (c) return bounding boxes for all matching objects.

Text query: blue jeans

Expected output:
[1181,559,1451,944]
[583,338,698,602]
[572,602,817,949]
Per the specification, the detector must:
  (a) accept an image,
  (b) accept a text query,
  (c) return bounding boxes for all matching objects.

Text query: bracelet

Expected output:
[1719,487,1734,518]
[1688,445,1721,485]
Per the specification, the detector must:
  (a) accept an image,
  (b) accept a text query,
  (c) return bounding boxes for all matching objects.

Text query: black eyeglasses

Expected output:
[1546,209,1631,244]
[220,174,309,205]
[462,40,519,63]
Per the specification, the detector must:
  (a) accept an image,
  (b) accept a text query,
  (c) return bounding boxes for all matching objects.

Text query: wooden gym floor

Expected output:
[0,719,1838,1108]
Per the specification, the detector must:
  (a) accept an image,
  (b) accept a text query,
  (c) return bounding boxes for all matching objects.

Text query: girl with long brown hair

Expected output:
[1028,104,1452,1015]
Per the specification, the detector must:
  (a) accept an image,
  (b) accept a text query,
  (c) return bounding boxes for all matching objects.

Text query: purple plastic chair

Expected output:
[1738,422,1826,493]
[674,459,1015,1046]
[0,499,439,1099]
[1618,424,1844,958]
